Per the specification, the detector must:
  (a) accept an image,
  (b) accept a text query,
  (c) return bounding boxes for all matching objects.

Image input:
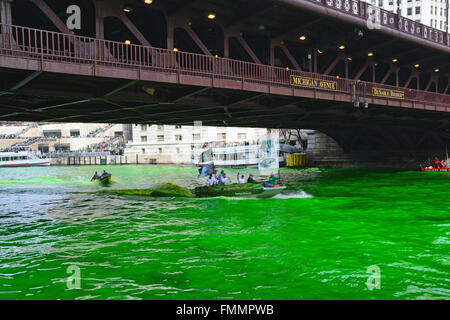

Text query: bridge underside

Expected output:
[0,0,449,161]
[0,67,448,157]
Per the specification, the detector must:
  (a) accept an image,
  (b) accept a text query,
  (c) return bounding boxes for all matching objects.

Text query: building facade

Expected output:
[126,124,271,164]
[364,0,449,31]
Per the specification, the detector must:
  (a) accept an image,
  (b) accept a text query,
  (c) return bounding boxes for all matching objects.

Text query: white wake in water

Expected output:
[272,190,314,199]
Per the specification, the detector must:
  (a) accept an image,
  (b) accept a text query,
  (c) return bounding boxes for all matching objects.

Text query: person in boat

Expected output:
[214,169,221,181]
[217,170,226,185]
[247,174,257,184]
[100,170,110,178]
[207,174,217,186]
[433,158,440,169]
[220,173,231,185]
[91,171,100,181]
[238,173,246,184]
[264,173,279,187]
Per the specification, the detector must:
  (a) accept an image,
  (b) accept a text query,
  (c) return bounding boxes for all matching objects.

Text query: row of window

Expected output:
[141,147,182,154]
[140,133,248,142]
[1,156,27,161]
[374,0,446,4]
[139,125,182,131]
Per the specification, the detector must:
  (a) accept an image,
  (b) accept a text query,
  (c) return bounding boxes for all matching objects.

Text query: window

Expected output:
[407,8,412,15]
[415,7,420,14]
[238,133,247,140]
[141,136,147,142]
[157,135,164,141]
[378,0,383,7]
[175,125,182,129]
[217,133,226,141]
[70,130,80,137]
[140,124,147,131]
[158,148,163,154]
[176,147,181,154]
[193,134,200,141]
[157,125,164,130]
[175,135,182,141]
[142,148,145,154]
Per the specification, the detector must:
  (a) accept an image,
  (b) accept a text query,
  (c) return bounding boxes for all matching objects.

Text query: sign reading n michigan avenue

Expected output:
[372,87,405,99]
[290,75,338,91]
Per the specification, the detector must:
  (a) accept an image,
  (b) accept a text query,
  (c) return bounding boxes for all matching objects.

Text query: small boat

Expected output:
[92,174,112,186]
[421,167,450,172]
[194,183,286,198]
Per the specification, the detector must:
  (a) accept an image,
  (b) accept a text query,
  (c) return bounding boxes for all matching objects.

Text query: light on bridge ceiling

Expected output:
[336,76,340,79]
[367,52,374,57]
[392,58,398,63]
[339,45,345,50]
[173,48,179,52]
[299,35,307,41]
[317,49,324,54]
[123,6,133,13]
[124,40,131,45]
[434,68,440,72]
[144,0,153,4]
[285,67,290,71]
[215,54,219,58]
[207,13,216,20]
[347,57,352,61]
[414,64,420,68]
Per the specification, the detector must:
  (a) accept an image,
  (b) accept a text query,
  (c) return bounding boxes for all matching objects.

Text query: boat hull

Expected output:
[93,174,112,186]
[0,160,51,167]
[194,183,285,198]
[421,167,450,172]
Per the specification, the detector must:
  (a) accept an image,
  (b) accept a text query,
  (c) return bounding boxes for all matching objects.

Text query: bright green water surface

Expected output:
[0,166,448,300]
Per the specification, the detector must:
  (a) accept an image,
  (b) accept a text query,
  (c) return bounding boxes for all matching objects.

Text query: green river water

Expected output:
[0,165,448,300]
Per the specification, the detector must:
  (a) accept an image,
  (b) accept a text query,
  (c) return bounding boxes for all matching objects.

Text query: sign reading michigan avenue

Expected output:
[372,87,405,99]
[290,75,338,91]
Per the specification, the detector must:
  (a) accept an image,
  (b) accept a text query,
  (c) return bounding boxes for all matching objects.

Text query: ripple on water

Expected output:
[0,166,448,299]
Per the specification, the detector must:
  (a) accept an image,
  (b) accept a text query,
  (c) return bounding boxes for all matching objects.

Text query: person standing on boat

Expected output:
[238,174,246,184]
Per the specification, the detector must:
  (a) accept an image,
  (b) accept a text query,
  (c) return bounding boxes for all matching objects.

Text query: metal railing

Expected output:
[0,23,449,107]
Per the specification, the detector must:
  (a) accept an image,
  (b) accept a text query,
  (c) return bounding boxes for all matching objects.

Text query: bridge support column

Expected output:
[0,0,12,25]
[94,0,104,39]
[223,34,229,58]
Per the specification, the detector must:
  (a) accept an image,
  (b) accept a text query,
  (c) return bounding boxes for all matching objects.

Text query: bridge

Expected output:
[0,0,449,159]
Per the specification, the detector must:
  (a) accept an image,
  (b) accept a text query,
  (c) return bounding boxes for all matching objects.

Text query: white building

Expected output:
[364,0,449,31]
[126,124,270,164]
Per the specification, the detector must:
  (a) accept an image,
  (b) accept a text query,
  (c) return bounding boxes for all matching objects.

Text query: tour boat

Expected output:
[192,142,301,168]
[0,151,51,167]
